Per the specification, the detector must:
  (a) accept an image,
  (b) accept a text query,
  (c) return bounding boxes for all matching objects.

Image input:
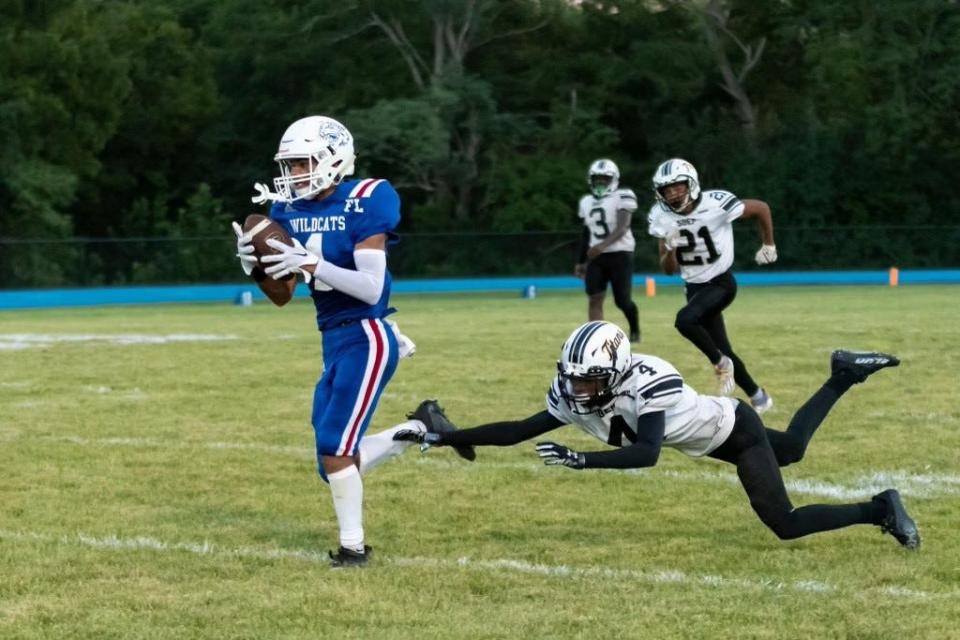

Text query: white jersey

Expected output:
[647,189,744,283]
[545,354,736,457]
[578,188,638,254]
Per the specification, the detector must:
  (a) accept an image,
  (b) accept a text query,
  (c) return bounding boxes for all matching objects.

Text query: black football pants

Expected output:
[585,251,639,335]
[707,386,883,540]
[676,271,759,396]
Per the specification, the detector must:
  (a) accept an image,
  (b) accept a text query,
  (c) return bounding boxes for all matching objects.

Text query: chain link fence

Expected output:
[0,226,957,289]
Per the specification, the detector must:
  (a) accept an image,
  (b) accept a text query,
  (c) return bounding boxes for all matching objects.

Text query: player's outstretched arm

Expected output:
[740,199,778,264]
[536,411,666,471]
[395,410,565,448]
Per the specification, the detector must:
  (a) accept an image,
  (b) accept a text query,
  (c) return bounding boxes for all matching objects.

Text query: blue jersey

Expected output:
[269,178,400,331]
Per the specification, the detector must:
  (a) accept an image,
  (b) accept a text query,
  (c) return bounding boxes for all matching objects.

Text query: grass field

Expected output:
[1,285,959,639]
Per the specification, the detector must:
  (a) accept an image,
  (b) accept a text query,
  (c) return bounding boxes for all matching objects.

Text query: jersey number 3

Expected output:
[675,227,720,266]
[589,207,610,239]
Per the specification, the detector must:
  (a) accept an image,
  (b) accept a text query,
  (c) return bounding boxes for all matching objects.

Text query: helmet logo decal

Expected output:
[599,332,624,368]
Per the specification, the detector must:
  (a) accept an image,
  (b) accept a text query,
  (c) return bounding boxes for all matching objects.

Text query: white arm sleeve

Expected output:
[312,249,386,305]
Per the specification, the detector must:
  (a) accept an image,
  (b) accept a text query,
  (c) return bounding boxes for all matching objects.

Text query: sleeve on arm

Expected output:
[439,410,565,447]
[582,411,665,469]
[578,226,590,263]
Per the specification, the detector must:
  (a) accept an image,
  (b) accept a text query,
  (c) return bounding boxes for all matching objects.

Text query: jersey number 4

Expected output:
[675,227,720,266]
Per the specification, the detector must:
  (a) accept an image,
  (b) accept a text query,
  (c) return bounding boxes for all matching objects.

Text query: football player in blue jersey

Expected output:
[232,115,473,567]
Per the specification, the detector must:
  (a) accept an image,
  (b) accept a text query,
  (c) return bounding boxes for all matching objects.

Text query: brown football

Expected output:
[243,213,297,306]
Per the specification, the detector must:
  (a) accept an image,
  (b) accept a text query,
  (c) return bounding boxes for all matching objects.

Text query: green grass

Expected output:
[1,285,958,639]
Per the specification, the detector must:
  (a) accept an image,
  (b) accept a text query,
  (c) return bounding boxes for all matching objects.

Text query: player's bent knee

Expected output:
[675,308,700,332]
[773,434,806,467]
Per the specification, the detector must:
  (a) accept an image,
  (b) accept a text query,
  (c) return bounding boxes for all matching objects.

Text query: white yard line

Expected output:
[27,433,960,500]
[0,528,953,602]
[0,334,238,350]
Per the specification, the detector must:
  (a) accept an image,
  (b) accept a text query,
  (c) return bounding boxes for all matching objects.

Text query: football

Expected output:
[243,213,297,306]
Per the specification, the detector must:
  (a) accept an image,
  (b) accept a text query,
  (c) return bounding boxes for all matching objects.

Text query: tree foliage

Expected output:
[1,0,958,286]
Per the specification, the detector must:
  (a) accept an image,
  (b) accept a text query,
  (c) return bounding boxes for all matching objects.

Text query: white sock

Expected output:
[327,465,364,551]
[358,420,426,475]
[751,388,766,402]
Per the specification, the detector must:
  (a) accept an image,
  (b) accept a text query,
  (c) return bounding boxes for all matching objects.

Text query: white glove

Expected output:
[387,320,416,358]
[251,182,283,205]
[754,244,778,265]
[664,228,685,250]
[261,237,320,282]
[231,221,260,276]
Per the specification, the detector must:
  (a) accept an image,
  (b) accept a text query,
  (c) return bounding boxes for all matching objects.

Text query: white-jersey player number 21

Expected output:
[673,191,732,266]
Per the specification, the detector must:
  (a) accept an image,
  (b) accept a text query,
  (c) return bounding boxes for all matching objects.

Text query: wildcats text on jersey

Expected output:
[288,216,347,233]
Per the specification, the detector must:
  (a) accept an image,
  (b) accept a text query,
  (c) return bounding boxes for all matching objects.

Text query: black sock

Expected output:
[784,385,841,450]
[621,302,639,335]
[825,370,858,395]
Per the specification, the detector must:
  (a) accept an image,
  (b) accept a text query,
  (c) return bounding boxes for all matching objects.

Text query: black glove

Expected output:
[393,429,442,446]
[535,441,585,469]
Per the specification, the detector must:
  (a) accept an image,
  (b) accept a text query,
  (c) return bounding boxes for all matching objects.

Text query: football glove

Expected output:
[754,244,778,265]
[261,237,319,282]
[386,319,416,358]
[231,221,259,276]
[535,442,585,469]
[664,228,685,251]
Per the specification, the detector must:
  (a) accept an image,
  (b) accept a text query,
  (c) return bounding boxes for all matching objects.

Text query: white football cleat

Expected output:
[715,355,735,396]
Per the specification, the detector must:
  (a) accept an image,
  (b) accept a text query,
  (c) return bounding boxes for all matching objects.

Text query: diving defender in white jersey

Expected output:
[395,321,919,549]
[232,116,473,567]
[647,158,776,413]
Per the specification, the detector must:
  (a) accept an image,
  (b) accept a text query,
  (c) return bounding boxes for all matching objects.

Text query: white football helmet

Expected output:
[587,158,620,198]
[652,158,700,213]
[273,116,356,202]
[557,321,633,415]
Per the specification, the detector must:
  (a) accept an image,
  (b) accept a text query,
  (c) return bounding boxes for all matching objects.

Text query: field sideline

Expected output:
[1,286,958,639]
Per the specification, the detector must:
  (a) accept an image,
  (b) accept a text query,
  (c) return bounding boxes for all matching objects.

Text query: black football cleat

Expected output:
[830,350,900,383]
[407,399,476,462]
[329,545,372,568]
[873,489,920,550]
[629,330,641,344]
